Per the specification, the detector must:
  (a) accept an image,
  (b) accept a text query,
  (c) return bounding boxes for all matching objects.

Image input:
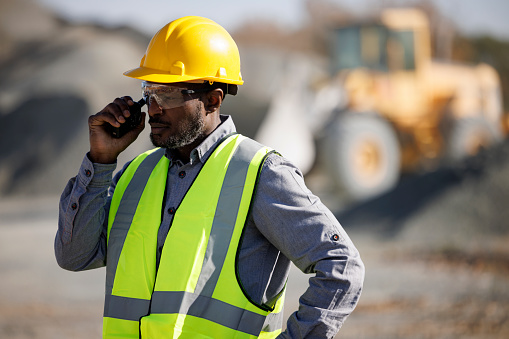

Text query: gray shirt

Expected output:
[55,115,364,338]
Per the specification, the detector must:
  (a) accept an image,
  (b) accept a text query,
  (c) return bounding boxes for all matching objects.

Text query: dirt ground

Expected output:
[1,141,509,338]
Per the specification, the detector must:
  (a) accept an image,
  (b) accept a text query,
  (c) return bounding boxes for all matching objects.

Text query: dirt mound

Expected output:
[0,95,89,195]
[0,0,152,197]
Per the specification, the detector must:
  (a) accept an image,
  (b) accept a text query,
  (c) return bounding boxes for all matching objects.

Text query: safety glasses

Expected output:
[141,81,211,109]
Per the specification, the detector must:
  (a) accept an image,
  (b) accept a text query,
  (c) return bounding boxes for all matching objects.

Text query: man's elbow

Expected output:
[55,247,81,272]
[348,249,365,290]
[54,238,87,272]
[345,253,365,310]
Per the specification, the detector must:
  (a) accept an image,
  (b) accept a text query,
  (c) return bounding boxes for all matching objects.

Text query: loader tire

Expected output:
[447,117,502,162]
[323,113,401,201]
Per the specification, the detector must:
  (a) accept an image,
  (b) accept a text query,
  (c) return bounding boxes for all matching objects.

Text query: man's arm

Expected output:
[252,154,365,338]
[54,155,118,271]
[55,96,145,271]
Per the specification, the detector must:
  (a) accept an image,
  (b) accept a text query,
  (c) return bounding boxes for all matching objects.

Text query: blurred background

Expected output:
[1,0,509,337]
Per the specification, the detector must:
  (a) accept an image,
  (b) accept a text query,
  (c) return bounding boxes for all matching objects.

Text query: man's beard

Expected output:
[149,106,205,149]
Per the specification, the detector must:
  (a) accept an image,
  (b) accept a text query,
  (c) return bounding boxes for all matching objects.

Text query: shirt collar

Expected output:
[165,115,236,166]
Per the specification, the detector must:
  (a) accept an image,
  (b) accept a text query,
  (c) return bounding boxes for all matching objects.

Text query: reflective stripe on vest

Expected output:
[103,135,285,338]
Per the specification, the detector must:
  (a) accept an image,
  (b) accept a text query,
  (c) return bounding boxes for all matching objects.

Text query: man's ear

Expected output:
[205,89,223,114]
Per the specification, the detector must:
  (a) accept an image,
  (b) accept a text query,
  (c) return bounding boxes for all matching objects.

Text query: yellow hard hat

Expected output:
[124,16,243,85]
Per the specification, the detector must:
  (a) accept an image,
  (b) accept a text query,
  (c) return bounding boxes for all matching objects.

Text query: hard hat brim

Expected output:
[124,66,244,85]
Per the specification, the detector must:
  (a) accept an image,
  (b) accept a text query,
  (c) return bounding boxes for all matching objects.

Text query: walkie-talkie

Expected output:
[111,98,146,138]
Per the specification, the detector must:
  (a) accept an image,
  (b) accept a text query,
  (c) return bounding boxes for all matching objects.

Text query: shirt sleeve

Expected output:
[54,153,119,271]
[251,153,365,338]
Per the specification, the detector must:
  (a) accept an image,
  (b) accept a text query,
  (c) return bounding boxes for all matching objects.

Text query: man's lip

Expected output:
[149,123,169,128]
[150,124,169,134]
[150,123,169,129]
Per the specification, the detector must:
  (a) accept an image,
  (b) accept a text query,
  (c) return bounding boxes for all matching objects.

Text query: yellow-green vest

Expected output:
[103,134,285,338]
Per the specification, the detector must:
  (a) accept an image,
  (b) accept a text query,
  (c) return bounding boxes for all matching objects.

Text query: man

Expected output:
[55,16,364,338]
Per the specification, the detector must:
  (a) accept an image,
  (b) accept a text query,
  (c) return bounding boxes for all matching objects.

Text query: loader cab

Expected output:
[331,23,417,74]
[330,11,432,129]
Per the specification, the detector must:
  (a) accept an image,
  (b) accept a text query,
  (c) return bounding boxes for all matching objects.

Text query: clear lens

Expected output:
[141,81,187,109]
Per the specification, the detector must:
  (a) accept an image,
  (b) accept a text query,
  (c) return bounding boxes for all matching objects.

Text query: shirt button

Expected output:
[85,169,92,177]
[168,207,176,215]
[178,171,186,178]
[71,203,78,210]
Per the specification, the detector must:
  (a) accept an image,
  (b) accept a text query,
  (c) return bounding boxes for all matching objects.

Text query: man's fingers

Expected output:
[87,96,144,164]
[115,96,135,118]
[109,98,130,122]
[121,96,135,106]
[89,96,145,135]
[95,96,135,127]
[89,111,121,128]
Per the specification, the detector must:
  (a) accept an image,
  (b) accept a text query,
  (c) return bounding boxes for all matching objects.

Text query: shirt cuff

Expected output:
[82,152,117,187]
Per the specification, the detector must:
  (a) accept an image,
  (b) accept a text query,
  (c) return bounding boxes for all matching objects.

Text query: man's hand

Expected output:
[88,96,146,164]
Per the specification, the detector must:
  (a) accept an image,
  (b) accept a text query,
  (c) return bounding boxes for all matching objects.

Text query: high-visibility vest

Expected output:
[103,134,285,338]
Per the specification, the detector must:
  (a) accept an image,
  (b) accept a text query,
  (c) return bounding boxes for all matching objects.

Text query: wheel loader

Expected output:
[250,8,506,201]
